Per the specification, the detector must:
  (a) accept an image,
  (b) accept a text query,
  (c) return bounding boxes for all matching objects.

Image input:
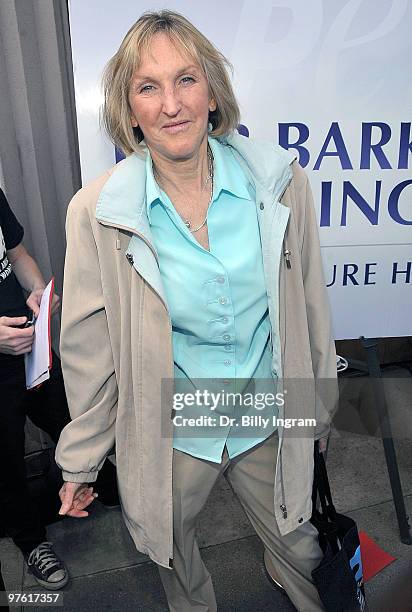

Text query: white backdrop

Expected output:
[68,0,412,340]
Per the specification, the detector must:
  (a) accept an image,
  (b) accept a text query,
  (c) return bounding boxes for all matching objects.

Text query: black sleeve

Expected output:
[0,188,24,250]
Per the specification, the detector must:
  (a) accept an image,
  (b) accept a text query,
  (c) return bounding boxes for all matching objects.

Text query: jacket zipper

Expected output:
[279,247,288,519]
[279,431,287,518]
[276,173,293,521]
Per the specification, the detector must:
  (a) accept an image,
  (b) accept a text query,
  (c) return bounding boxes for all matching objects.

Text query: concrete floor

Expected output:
[1,370,412,611]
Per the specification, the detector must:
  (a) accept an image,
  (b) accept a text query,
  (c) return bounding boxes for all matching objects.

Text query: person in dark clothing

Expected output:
[0,188,119,591]
[0,559,9,610]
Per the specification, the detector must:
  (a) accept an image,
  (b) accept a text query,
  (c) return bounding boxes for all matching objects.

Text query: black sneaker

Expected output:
[26,541,69,590]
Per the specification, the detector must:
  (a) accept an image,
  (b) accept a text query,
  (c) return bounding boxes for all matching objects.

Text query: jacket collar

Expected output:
[95,133,297,234]
[222,133,297,204]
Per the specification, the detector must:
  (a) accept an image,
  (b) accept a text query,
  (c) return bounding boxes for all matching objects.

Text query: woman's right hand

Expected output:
[58,482,98,517]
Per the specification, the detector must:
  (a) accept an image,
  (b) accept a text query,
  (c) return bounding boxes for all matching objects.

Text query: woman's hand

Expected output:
[58,482,98,518]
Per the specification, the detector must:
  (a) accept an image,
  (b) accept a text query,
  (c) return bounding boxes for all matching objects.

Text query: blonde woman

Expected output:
[56,10,337,611]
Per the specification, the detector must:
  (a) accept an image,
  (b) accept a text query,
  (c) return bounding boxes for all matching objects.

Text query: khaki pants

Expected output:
[157,433,324,611]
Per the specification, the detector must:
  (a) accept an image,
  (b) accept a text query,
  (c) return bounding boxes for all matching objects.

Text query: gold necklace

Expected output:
[153,146,214,233]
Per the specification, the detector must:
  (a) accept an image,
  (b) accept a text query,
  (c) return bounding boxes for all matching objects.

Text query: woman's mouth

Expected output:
[162,121,190,133]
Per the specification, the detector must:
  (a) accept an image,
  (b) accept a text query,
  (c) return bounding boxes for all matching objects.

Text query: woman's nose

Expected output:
[162,88,182,116]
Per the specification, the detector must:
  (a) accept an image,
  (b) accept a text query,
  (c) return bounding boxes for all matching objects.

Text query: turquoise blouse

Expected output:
[146,137,278,462]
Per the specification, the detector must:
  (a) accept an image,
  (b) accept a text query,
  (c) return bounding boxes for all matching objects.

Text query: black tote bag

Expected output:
[310,441,367,612]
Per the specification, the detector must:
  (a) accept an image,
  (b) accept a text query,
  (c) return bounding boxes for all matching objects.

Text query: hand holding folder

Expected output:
[24,278,54,389]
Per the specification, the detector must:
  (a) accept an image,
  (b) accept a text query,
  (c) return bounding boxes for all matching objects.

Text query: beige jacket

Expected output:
[55,134,338,569]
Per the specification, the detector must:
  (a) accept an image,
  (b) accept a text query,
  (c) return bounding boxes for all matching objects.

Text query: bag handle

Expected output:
[312,440,336,522]
[312,441,340,555]
[312,454,329,519]
[314,441,337,521]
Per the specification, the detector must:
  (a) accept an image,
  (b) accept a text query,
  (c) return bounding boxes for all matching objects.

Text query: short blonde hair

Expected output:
[101,10,240,156]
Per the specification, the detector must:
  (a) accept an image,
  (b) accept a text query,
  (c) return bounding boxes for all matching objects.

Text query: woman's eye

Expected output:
[140,84,155,93]
[180,76,195,85]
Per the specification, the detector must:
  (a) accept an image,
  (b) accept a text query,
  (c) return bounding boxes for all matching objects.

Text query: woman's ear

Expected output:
[209,98,217,112]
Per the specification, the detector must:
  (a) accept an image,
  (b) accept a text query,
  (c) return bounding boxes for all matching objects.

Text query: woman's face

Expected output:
[128,32,216,162]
